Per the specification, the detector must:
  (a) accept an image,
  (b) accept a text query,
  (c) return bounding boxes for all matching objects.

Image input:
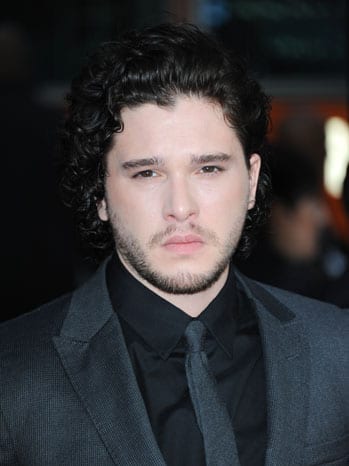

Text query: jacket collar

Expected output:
[235,271,309,466]
[53,258,166,466]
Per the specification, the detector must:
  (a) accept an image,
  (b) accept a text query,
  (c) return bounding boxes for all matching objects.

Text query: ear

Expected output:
[247,153,261,210]
[97,198,109,222]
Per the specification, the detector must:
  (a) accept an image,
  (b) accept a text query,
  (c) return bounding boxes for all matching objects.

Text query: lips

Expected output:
[163,235,204,254]
[164,235,203,245]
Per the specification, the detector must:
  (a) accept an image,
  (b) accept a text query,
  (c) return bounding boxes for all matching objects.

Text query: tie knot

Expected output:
[184,320,207,353]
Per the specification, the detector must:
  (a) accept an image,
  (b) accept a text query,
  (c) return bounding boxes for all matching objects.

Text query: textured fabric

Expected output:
[107,255,267,466]
[184,320,240,466]
[0,257,348,465]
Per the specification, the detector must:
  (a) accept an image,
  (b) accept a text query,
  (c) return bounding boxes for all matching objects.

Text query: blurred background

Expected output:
[1,0,348,321]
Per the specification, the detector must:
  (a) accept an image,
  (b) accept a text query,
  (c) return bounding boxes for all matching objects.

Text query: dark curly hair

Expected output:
[61,22,271,261]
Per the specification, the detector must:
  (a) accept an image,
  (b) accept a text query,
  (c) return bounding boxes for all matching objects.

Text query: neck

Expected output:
[118,256,230,317]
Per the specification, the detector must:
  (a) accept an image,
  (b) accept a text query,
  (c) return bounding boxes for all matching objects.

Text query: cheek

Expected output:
[197,177,249,209]
[203,180,250,227]
[109,187,160,228]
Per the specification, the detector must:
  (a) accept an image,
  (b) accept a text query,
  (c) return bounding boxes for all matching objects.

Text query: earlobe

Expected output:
[248,153,261,209]
[97,198,109,222]
[248,197,256,209]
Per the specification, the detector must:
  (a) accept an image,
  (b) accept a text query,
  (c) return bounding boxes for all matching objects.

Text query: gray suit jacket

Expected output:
[1,259,348,465]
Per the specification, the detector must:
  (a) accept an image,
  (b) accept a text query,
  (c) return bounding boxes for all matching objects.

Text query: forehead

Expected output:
[111,96,244,160]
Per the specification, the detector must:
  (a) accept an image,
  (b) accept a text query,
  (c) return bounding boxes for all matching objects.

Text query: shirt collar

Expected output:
[197,266,239,358]
[107,255,240,360]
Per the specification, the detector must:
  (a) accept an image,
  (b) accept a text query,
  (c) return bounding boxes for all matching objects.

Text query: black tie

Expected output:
[184,320,240,466]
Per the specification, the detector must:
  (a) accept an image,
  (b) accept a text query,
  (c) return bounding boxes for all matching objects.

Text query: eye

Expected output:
[199,166,223,174]
[133,169,158,178]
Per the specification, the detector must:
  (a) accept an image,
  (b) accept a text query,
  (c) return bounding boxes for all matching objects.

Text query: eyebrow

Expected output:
[190,153,232,164]
[121,157,164,170]
[120,153,232,170]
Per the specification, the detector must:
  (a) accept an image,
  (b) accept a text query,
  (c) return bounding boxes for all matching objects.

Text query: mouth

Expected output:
[162,235,204,254]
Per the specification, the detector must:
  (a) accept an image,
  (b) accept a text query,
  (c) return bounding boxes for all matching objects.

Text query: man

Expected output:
[0,23,348,466]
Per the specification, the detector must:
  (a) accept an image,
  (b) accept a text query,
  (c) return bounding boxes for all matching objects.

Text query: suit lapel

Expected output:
[236,275,309,466]
[52,259,310,465]
[53,261,166,466]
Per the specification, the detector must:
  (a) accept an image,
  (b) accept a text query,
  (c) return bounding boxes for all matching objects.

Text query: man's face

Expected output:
[98,96,260,294]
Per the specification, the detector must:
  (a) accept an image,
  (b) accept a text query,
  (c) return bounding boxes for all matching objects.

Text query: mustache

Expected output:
[148,223,219,248]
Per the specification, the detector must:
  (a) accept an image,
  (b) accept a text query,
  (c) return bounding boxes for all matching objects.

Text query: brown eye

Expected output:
[200,166,222,174]
[133,170,157,178]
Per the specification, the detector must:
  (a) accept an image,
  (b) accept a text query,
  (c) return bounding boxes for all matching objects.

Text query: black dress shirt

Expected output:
[107,255,267,466]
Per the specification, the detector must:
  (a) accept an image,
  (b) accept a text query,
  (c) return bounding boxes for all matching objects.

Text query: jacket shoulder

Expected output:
[247,277,349,340]
[0,294,72,350]
[257,280,348,317]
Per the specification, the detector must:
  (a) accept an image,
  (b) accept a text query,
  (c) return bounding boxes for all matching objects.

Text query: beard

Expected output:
[108,211,247,295]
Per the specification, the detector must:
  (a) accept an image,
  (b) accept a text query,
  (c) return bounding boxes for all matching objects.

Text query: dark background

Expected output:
[2,0,346,83]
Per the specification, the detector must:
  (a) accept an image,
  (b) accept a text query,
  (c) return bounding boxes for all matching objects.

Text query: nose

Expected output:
[162,175,199,222]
